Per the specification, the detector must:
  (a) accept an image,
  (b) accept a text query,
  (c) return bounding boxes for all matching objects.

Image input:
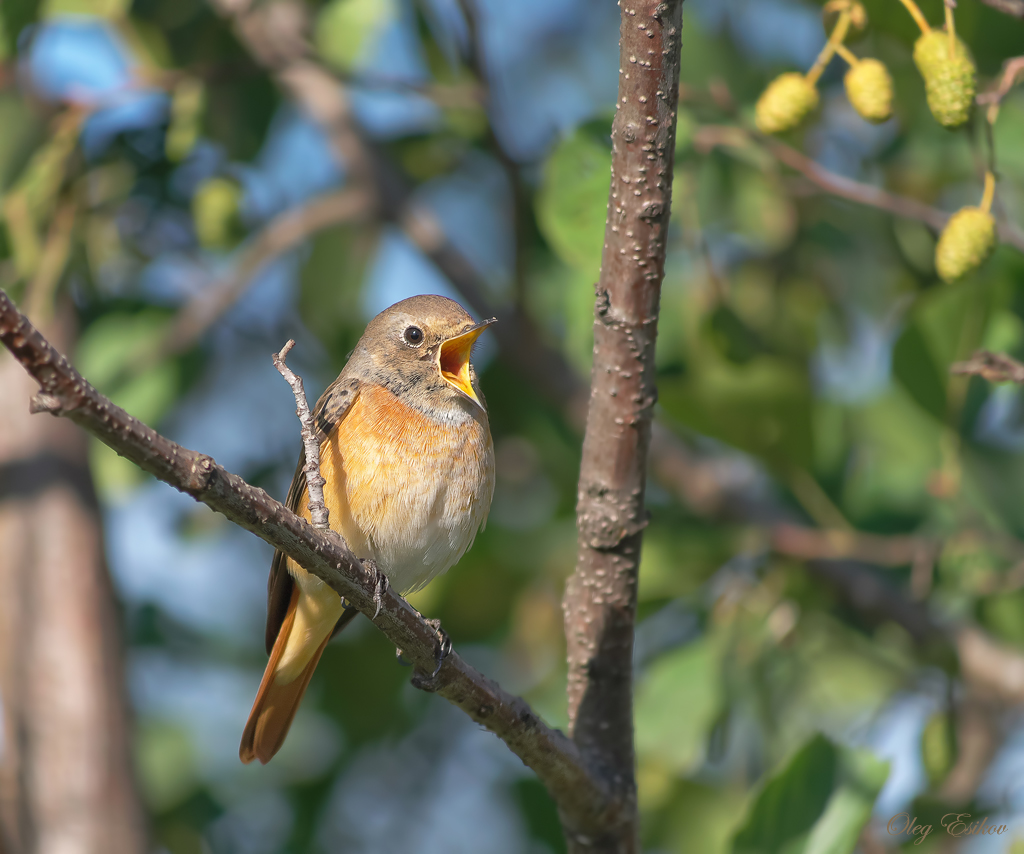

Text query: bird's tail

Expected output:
[240,584,349,765]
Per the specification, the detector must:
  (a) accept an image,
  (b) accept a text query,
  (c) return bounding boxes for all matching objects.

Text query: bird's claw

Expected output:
[408,619,452,692]
[371,565,388,620]
[425,618,451,678]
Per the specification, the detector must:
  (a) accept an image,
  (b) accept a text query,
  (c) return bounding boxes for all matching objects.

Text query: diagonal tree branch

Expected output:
[564,2,684,852]
[158,186,372,363]
[976,0,1024,18]
[0,288,622,839]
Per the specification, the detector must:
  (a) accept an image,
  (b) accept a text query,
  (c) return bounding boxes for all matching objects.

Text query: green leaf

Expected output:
[135,719,198,811]
[921,711,956,789]
[705,303,769,364]
[165,76,205,162]
[3,114,79,276]
[660,355,815,469]
[843,387,942,520]
[892,321,947,419]
[981,309,1024,354]
[732,736,888,854]
[675,106,696,155]
[658,781,749,854]
[732,734,838,854]
[635,637,723,772]
[191,177,244,250]
[993,96,1024,184]
[893,276,999,419]
[979,589,1024,647]
[639,526,735,602]
[802,747,890,854]
[298,223,378,365]
[536,130,610,272]
[1,0,39,56]
[315,0,395,71]
[42,0,131,17]
[732,169,796,253]
[76,311,180,494]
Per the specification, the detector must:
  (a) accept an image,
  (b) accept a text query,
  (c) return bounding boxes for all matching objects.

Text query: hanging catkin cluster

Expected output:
[752,0,1001,284]
[913,30,977,129]
[755,73,821,135]
[935,173,998,282]
[844,58,894,123]
[754,1,894,134]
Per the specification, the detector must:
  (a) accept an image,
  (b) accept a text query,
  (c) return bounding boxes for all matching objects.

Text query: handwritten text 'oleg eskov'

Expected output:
[887,812,1008,845]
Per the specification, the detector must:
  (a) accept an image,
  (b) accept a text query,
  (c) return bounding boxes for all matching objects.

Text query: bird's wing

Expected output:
[265,375,361,654]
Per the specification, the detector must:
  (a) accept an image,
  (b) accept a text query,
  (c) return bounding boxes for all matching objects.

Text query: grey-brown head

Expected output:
[348,295,495,413]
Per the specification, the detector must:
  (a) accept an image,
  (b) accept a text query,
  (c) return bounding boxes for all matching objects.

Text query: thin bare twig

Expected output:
[0,288,620,837]
[694,124,1024,254]
[272,339,329,530]
[770,523,936,567]
[333,67,483,109]
[951,349,1024,383]
[977,56,1024,123]
[957,626,1024,703]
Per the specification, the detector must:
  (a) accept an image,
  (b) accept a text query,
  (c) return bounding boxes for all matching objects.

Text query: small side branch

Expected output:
[0,288,618,837]
[272,340,329,530]
[951,350,1024,383]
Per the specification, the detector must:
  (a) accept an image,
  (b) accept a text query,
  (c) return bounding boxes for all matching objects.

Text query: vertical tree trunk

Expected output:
[0,305,146,854]
[563,1,684,851]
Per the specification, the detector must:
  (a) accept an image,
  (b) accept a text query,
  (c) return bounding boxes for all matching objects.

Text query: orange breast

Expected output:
[313,382,494,594]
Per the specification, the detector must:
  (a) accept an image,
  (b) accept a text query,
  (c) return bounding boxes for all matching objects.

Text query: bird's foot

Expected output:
[409,619,451,691]
[370,563,388,620]
[426,618,452,677]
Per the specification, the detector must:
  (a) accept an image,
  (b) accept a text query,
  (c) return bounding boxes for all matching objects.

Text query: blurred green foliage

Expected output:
[2,0,1024,851]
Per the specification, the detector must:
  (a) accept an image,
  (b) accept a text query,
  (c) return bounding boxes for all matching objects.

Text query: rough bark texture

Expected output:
[0,290,618,838]
[563,2,684,852]
[0,305,147,854]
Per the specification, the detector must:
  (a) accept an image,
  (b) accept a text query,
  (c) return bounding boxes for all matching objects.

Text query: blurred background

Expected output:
[1,0,1024,852]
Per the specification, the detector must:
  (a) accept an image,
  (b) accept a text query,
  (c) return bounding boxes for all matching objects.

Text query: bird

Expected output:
[240,294,496,765]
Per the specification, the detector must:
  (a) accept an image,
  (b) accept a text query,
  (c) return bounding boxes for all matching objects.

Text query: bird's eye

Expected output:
[403,326,424,346]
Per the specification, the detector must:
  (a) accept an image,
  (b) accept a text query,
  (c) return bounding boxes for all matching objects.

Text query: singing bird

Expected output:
[240,295,496,764]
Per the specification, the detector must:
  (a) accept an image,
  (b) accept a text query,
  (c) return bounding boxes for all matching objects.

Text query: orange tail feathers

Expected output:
[240,587,329,765]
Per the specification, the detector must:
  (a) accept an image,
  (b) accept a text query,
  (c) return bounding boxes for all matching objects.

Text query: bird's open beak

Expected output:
[438,318,496,407]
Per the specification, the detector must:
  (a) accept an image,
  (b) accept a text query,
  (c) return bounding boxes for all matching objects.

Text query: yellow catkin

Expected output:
[935,207,996,282]
[912,30,977,129]
[755,73,820,134]
[844,59,893,123]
